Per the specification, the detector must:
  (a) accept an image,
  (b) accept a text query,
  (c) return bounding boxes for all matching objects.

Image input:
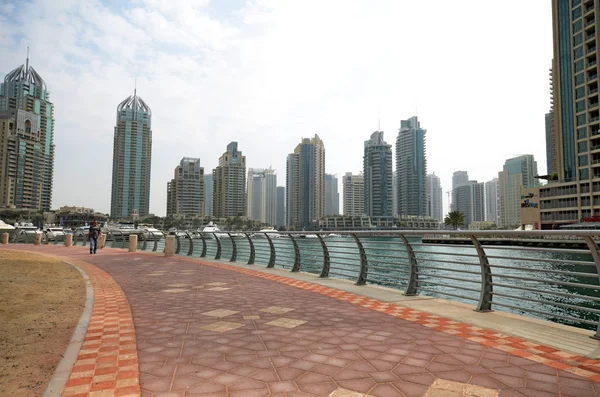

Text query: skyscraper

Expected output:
[426,173,443,223]
[166,157,204,218]
[276,186,285,228]
[396,116,427,216]
[325,174,340,215]
[498,155,538,228]
[0,57,54,210]
[364,131,393,219]
[392,171,398,216]
[204,174,212,217]
[246,167,277,225]
[454,181,485,227]
[110,89,152,218]
[451,171,469,211]
[545,64,557,176]
[213,142,246,218]
[286,135,325,229]
[485,178,499,224]
[343,172,365,216]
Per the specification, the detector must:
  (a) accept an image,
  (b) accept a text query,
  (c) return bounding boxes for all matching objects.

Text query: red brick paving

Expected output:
[4,245,600,396]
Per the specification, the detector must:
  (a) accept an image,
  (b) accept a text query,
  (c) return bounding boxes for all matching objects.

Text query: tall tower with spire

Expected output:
[110,88,152,218]
[0,50,55,210]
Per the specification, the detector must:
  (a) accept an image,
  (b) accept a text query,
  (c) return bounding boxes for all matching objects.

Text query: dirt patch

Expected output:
[0,251,85,397]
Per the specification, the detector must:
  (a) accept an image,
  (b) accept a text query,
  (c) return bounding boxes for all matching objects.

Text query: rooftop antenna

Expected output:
[134,78,137,96]
[26,46,29,71]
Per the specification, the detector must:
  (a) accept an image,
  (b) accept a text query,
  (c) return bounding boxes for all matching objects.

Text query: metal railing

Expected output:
[7,229,600,337]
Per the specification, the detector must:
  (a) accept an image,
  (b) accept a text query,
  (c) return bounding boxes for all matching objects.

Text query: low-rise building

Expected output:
[468,221,496,230]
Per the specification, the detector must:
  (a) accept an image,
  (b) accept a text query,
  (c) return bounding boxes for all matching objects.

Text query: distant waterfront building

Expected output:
[286,135,325,230]
[392,171,398,216]
[451,171,469,211]
[204,174,212,217]
[343,172,365,216]
[0,58,55,210]
[166,157,204,218]
[545,64,557,177]
[213,142,246,218]
[454,181,485,227]
[485,178,499,224]
[396,116,427,216]
[276,186,285,228]
[110,89,152,218]
[498,155,538,228]
[246,167,277,225]
[325,174,340,215]
[426,173,443,223]
[364,131,393,219]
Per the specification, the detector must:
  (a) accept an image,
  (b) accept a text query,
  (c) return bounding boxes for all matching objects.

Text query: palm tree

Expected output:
[444,211,465,230]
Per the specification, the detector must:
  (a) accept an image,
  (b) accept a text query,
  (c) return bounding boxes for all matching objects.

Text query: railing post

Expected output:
[470,235,493,312]
[288,234,301,272]
[174,233,181,254]
[228,233,237,262]
[352,234,368,285]
[245,233,255,265]
[185,232,194,256]
[584,236,600,339]
[317,234,330,278]
[399,234,419,296]
[213,233,222,260]
[265,233,276,268]
[198,232,207,257]
[152,232,161,252]
[141,232,148,251]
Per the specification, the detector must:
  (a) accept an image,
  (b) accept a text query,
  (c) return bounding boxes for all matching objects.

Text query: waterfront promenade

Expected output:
[5,244,600,397]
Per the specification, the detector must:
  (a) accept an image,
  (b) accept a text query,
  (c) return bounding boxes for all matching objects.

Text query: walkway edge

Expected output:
[42,261,94,397]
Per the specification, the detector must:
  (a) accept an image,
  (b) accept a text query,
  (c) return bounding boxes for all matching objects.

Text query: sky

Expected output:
[0,0,553,217]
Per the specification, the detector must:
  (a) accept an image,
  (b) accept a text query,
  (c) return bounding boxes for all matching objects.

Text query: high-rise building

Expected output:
[286,135,325,229]
[426,173,443,223]
[204,174,212,217]
[396,116,427,216]
[451,171,469,211]
[110,89,152,218]
[546,64,557,176]
[0,58,54,210]
[343,172,365,216]
[166,157,204,218]
[213,142,246,218]
[246,167,277,225]
[276,186,285,228]
[392,171,398,216]
[454,181,485,227]
[364,131,393,219]
[535,2,600,227]
[485,178,499,224]
[325,174,340,215]
[498,155,538,228]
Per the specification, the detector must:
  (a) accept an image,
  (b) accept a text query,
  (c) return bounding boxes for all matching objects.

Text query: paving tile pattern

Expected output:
[5,245,600,397]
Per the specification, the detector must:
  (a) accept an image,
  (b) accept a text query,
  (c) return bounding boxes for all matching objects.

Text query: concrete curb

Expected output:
[41,261,94,397]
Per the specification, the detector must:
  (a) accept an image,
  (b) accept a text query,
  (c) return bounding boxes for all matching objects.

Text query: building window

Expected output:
[581,168,590,180]
[573,6,582,20]
[576,72,586,85]
[575,32,584,46]
[576,59,585,72]
[575,46,584,59]
[579,126,588,138]
[579,140,588,152]
[574,19,583,32]
[577,99,587,112]
[577,86,586,98]
[577,113,587,125]
[580,154,589,166]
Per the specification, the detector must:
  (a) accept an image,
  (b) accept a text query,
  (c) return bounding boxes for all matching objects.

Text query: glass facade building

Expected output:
[364,131,393,218]
[396,116,427,216]
[110,90,152,218]
[0,59,54,210]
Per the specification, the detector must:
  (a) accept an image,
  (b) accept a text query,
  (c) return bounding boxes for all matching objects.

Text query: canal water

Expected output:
[159,235,600,331]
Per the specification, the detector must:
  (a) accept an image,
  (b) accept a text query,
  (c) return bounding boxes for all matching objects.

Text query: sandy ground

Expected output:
[0,251,85,397]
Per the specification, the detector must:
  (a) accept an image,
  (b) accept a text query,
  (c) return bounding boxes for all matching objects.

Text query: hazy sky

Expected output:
[0,0,553,217]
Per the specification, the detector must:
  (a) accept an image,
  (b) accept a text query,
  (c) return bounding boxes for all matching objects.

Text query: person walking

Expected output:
[88,220,102,254]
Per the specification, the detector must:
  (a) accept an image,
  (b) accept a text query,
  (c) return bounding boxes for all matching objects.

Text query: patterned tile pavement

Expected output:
[5,245,600,397]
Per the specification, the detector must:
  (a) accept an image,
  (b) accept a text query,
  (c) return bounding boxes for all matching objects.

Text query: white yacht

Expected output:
[202,222,227,239]
[44,226,65,241]
[141,227,163,240]
[253,227,282,239]
[0,219,15,232]
[14,222,40,240]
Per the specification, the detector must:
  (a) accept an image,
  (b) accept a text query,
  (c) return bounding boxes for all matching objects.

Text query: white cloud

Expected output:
[0,0,552,217]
